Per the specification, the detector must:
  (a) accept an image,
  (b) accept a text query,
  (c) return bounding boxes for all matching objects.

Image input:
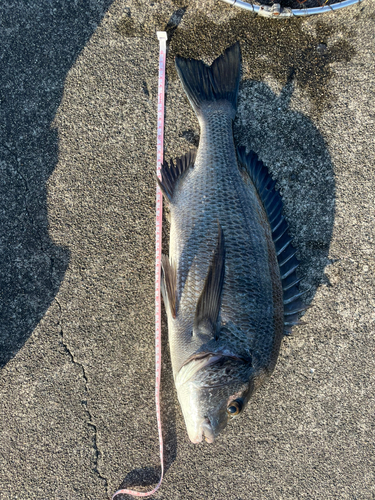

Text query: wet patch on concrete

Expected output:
[116,5,355,114]
[116,4,187,41]
[179,129,199,147]
[116,10,138,37]
[116,8,168,38]
[168,10,355,115]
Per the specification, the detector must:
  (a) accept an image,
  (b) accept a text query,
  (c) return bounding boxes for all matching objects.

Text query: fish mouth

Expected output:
[189,417,215,444]
[201,418,215,443]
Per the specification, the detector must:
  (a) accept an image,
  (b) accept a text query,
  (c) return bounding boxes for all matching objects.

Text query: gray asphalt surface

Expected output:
[1,1,374,499]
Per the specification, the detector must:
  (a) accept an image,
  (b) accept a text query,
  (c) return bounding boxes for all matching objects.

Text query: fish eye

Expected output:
[226,399,243,416]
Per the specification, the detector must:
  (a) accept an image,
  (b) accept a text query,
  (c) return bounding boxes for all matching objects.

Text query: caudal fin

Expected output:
[175,43,241,117]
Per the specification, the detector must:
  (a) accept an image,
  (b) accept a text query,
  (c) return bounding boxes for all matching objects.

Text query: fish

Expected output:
[158,43,305,443]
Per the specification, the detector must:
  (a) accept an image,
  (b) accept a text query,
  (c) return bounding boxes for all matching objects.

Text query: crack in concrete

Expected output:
[55,298,110,498]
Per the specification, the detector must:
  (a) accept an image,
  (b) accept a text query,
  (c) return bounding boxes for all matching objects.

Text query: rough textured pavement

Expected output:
[0,1,374,499]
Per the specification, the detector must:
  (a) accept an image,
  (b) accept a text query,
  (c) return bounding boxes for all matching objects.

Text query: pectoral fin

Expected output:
[193,225,225,339]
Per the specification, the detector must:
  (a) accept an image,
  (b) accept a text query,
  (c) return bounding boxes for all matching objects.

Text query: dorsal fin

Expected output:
[161,255,177,319]
[193,224,225,339]
[237,147,307,335]
[157,150,196,201]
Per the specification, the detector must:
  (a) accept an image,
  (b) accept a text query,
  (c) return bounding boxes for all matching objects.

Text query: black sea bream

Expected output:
[158,43,305,443]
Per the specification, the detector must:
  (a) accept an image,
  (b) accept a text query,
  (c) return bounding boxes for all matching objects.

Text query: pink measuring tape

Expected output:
[112,31,167,499]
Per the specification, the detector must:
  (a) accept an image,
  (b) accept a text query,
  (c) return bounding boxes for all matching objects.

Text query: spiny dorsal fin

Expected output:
[161,254,177,319]
[236,147,305,335]
[193,224,225,339]
[157,149,196,201]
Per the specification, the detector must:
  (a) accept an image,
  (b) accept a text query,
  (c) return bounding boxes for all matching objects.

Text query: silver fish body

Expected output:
[159,43,304,443]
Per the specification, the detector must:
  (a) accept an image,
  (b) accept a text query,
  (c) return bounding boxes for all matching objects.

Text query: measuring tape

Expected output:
[112,31,167,499]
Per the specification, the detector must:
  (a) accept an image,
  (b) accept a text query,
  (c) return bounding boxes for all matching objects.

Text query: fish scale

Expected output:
[158,43,304,443]
[170,110,279,374]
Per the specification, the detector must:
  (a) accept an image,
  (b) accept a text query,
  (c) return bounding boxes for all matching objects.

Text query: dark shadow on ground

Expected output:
[0,0,114,367]
[234,77,335,305]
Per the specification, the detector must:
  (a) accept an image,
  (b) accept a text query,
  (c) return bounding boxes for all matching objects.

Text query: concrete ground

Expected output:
[0,0,374,499]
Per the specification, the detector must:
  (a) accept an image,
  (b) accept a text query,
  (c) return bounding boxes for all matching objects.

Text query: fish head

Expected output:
[175,352,254,443]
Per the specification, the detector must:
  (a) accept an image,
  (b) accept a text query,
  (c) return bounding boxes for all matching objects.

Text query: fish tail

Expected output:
[175,43,241,118]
